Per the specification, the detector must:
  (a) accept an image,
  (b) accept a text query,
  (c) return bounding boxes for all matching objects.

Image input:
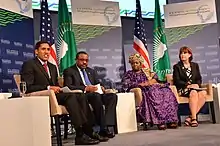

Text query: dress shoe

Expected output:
[75,134,100,145]
[142,123,148,131]
[99,129,115,138]
[90,132,109,142]
[167,122,178,129]
[157,124,166,130]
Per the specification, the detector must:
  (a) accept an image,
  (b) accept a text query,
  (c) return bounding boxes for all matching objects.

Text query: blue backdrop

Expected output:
[0,8,34,93]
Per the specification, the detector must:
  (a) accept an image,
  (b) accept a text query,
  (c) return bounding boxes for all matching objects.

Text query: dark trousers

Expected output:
[56,92,94,128]
[86,92,117,129]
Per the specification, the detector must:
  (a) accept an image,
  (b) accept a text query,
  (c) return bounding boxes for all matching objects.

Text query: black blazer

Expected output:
[63,64,100,91]
[20,57,59,93]
[173,61,202,90]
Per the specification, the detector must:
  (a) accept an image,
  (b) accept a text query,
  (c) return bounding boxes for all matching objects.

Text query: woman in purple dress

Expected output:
[122,53,178,130]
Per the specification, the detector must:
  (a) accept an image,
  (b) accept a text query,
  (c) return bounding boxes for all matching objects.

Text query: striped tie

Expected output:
[43,63,48,73]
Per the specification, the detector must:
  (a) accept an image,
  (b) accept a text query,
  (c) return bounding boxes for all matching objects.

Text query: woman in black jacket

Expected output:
[173,46,206,127]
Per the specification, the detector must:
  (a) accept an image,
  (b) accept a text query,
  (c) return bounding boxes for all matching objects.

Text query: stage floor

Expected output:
[52,123,220,146]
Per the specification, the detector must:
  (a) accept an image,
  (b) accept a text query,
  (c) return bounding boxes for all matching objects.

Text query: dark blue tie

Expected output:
[81,69,92,85]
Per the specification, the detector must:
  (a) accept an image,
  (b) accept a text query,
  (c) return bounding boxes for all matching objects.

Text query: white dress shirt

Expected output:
[76,65,86,86]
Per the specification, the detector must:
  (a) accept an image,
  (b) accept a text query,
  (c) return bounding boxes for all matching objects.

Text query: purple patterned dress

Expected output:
[122,70,178,125]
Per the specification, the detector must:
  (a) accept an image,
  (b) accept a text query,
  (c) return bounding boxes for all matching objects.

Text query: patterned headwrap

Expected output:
[129,53,144,64]
[129,53,153,80]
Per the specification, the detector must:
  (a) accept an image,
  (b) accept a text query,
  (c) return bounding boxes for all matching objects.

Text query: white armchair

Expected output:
[13,74,71,146]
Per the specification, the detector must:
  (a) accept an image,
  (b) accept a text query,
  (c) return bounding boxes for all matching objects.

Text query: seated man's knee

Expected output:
[93,93,102,100]
[64,93,78,105]
[113,94,118,103]
[105,94,118,106]
[105,93,117,101]
[189,90,198,97]
[87,93,103,104]
[111,93,117,100]
[76,93,88,102]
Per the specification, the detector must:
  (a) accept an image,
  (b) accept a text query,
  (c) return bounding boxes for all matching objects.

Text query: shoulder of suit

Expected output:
[47,62,58,71]
[191,62,199,67]
[87,67,94,71]
[47,61,56,67]
[87,67,96,73]
[173,63,177,68]
[22,58,35,66]
[63,65,76,72]
[191,62,197,65]
[173,62,181,68]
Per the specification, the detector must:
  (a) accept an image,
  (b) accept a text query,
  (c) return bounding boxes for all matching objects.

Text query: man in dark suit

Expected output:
[20,41,106,145]
[63,51,117,138]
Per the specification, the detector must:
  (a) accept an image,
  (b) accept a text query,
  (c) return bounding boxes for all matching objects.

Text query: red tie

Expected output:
[43,63,48,73]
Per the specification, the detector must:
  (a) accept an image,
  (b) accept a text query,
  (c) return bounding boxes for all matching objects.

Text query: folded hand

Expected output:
[138,82,149,87]
[50,86,61,93]
[85,85,98,92]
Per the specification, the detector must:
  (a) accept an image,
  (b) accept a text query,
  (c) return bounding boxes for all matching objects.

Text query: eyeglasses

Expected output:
[78,58,89,62]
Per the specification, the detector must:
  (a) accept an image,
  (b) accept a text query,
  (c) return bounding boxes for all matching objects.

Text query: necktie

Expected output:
[81,69,92,85]
[43,63,48,73]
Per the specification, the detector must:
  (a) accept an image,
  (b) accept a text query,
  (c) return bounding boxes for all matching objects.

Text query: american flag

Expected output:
[40,0,59,70]
[133,0,150,68]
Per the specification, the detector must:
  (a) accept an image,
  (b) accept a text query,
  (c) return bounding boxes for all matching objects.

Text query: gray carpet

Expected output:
[53,124,220,146]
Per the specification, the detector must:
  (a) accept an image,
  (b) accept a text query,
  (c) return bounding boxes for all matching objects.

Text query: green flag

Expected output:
[57,0,77,75]
[153,0,171,81]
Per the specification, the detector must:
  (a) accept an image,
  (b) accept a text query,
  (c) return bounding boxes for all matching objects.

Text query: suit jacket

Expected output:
[63,64,100,91]
[173,61,202,90]
[20,57,59,93]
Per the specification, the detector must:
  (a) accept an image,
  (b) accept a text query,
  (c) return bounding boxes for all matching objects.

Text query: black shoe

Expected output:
[90,132,109,142]
[99,129,115,138]
[75,134,100,145]
[142,123,148,131]
[167,122,178,129]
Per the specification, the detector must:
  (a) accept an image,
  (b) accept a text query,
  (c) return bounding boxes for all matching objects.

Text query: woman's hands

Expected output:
[138,79,158,87]
[138,81,149,87]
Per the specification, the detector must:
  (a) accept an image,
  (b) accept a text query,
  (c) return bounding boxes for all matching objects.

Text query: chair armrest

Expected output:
[105,89,117,94]
[130,88,142,97]
[48,90,63,115]
[28,90,62,115]
[50,90,82,115]
[28,90,50,96]
[169,85,179,101]
[130,88,142,106]
[201,83,213,101]
[201,83,212,95]
[71,90,83,93]
[166,74,174,85]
